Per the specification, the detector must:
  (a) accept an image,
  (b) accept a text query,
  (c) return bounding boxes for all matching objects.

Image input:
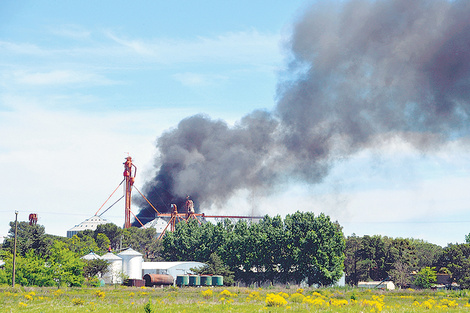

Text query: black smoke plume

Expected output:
[133,0,470,225]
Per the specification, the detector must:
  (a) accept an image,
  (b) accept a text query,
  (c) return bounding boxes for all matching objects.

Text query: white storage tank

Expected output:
[101,252,123,284]
[81,252,101,260]
[118,248,143,280]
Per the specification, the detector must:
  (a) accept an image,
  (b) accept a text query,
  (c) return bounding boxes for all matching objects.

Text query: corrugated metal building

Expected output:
[142,261,205,280]
[67,215,110,238]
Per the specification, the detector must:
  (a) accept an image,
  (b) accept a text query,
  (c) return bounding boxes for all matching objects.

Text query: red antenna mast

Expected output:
[123,156,137,228]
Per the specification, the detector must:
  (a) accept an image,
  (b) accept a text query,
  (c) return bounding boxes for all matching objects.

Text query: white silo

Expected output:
[81,252,101,260]
[101,252,123,284]
[118,248,143,280]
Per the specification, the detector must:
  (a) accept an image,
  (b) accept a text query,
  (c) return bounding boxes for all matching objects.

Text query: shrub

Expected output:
[219,289,236,298]
[414,267,437,289]
[246,291,262,302]
[72,298,85,306]
[265,293,287,307]
[201,289,213,299]
[277,291,289,299]
[289,292,305,303]
[94,290,105,299]
[303,296,326,307]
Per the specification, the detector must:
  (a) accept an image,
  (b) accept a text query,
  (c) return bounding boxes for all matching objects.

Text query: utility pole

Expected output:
[12,211,18,288]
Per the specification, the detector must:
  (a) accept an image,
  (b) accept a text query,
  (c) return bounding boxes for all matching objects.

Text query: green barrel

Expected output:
[176,275,189,286]
[188,275,200,286]
[200,275,212,286]
[211,275,223,286]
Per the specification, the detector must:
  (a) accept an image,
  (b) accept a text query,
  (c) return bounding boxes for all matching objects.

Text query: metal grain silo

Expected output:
[101,252,123,284]
[118,248,143,280]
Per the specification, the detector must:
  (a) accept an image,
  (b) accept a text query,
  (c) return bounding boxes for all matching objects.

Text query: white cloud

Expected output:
[10,70,118,86]
[0,41,48,56]
[104,29,282,66]
[50,25,92,40]
[104,31,156,56]
[172,72,228,87]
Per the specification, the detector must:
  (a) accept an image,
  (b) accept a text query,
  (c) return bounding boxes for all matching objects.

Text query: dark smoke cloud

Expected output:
[134,0,470,225]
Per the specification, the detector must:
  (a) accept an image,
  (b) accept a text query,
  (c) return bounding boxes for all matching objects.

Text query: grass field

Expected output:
[1,285,470,312]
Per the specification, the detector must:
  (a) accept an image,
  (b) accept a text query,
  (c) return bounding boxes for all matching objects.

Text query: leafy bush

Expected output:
[414,267,437,289]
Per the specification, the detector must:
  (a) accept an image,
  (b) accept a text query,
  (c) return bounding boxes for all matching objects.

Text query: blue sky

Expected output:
[1,0,469,247]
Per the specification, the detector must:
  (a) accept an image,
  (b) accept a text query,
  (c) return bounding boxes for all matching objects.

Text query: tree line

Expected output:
[1,214,470,289]
[162,212,345,286]
[344,234,470,288]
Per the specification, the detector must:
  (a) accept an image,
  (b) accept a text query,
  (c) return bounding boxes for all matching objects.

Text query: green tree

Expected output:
[83,259,110,278]
[284,212,345,286]
[257,215,285,284]
[389,261,412,288]
[191,252,234,285]
[437,243,470,288]
[386,238,417,271]
[95,233,111,252]
[344,234,362,285]
[195,221,226,262]
[67,234,99,256]
[94,223,122,250]
[0,250,55,286]
[162,219,202,261]
[121,226,159,259]
[355,235,388,281]
[410,239,443,269]
[222,220,253,284]
[414,267,437,289]
[49,241,85,287]
[0,240,86,287]
[3,222,52,257]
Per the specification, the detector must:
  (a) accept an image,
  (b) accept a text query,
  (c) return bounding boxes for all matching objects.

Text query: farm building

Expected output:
[358,281,395,290]
[67,215,110,238]
[143,217,170,238]
[81,248,205,285]
[142,261,205,279]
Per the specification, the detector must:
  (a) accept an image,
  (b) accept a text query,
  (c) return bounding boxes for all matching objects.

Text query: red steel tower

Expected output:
[123,156,136,228]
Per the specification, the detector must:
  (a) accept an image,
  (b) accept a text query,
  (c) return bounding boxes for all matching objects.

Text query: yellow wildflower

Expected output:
[266,293,288,307]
